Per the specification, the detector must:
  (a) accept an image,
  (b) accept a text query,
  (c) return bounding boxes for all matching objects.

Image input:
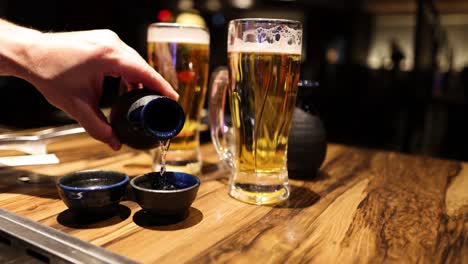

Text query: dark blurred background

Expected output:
[0,0,467,161]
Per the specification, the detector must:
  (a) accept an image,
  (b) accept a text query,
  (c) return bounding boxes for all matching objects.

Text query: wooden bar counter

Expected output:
[0,133,467,263]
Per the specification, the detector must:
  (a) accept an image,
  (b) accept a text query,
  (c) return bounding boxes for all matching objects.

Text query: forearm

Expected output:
[0,19,42,80]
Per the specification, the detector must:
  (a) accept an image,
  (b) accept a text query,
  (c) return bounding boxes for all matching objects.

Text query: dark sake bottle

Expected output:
[110,88,185,150]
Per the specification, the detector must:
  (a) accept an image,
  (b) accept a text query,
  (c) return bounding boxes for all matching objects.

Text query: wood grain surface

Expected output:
[0,134,467,263]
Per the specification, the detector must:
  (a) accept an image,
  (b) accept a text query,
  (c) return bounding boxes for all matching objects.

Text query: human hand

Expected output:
[19,29,178,150]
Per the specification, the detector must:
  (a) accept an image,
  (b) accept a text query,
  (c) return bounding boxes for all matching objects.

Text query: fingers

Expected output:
[72,101,121,150]
[80,29,178,100]
[111,54,179,100]
[120,45,173,92]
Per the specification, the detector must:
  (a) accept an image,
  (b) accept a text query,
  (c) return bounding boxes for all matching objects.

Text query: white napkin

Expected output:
[0,154,59,167]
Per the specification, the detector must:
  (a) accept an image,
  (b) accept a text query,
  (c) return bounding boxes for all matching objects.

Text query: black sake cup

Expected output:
[57,170,129,215]
[130,172,200,218]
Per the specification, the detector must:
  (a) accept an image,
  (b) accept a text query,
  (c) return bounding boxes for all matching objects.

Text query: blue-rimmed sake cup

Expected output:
[57,170,129,215]
[130,172,200,218]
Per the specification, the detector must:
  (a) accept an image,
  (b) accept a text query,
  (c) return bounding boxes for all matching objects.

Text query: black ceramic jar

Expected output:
[287,81,327,179]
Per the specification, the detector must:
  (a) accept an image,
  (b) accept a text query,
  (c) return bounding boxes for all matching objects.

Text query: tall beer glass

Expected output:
[210,19,302,205]
[147,23,210,174]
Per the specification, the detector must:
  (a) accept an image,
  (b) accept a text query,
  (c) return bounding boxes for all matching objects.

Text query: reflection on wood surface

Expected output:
[0,134,466,263]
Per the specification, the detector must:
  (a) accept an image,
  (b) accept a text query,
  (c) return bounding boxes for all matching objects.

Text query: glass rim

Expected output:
[229,18,302,25]
[148,22,208,31]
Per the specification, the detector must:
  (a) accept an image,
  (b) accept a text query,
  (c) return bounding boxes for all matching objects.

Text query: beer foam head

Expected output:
[147,23,210,44]
[228,20,302,55]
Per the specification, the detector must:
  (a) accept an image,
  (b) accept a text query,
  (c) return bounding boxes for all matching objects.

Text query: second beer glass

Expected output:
[210,19,303,205]
[147,23,210,174]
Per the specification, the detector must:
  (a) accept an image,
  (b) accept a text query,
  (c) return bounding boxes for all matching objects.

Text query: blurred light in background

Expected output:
[157,9,174,22]
[206,0,222,12]
[231,0,254,9]
[367,15,414,71]
[441,14,468,71]
[326,48,339,64]
[176,12,207,27]
[174,0,207,27]
[178,0,194,11]
[367,14,468,72]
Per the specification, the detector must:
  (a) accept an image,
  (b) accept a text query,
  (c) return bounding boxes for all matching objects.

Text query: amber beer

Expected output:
[227,51,301,200]
[147,24,209,173]
[208,18,304,205]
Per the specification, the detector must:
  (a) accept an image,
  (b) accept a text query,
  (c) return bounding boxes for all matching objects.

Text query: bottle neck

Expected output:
[127,95,185,140]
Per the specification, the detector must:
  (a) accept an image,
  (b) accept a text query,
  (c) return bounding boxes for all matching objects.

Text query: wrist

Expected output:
[0,21,43,80]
